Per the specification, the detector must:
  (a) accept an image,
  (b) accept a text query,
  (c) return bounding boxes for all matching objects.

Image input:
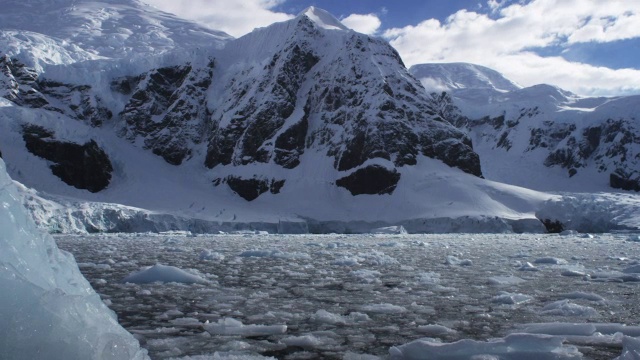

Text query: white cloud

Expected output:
[341,13,382,35]
[383,0,640,96]
[143,0,293,37]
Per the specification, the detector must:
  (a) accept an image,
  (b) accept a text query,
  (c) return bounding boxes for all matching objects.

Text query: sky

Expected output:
[143,0,640,97]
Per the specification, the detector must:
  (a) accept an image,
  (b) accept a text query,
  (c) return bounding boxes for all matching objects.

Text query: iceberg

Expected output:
[0,159,148,360]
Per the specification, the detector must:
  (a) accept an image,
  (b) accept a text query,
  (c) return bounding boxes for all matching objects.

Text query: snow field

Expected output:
[55,232,640,359]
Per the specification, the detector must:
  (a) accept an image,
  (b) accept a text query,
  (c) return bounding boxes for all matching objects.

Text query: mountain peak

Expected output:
[298,6,349,31]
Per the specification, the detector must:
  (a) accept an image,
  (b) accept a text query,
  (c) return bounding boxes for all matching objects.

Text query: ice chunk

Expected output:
[520,323,598,336]
[487,275,525,286]
[389,333,582,359]
[561,269,587,277]
[615,336,640,360]
[204,318,287,336]
[445,255,473,266]
[360,303,407,314]
[0,159,148,359]
[518,262,539,271]
[416,324,457,336]
[560,292,605,302]
[534,257,568,265]
[351,269,382,283]
[122,264,207,284]
[311,309,347,325]
[282,333,340,348]
[540,300,599,317]
[310,310,371,325]
[343,352,382,360]
[627,235,640,243]
[371,226,407,234]
[623,265,640,274]
[239,249,310,259]
[492,292,534,305]
[199,250,225,261]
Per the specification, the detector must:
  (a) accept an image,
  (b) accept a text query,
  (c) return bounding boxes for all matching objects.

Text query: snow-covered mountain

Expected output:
[411,63,640,194]
[1,2,638,233]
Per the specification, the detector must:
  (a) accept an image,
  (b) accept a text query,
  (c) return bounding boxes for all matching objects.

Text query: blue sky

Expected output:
[146,0,640,96]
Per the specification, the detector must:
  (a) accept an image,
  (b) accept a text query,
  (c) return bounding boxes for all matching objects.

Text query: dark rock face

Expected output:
[610,169,640,192]
[205,17,482,186]
[206,35,320,169]
[117,60,214,165]
[22,125,113,192]
[0,55,112,126]
[336,165,401,195]
[215,176,286,201]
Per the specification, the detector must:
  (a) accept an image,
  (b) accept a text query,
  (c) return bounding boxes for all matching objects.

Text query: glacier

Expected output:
[0,158,148,360]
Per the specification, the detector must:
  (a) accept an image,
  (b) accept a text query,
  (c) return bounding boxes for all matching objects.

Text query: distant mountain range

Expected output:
[411,63,640,193]
[1,1,638,233]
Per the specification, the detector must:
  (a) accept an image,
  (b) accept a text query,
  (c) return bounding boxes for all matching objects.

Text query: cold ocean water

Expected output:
[56,233,640,359]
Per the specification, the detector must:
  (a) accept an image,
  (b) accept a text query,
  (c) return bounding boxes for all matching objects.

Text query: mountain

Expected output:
[1,3,638,233]
[411,63,640,193]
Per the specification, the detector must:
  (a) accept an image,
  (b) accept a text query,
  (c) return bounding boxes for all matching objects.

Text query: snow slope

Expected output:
[0,158,148,359]
[0,0,231,63]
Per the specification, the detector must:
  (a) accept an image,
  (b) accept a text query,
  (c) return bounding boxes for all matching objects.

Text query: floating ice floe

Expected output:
[281,333,341,349]
[351,269,382,283]
[627,235,640,242]
[487,275,525,286]
[310,310,370,325]
[360,303,407,314]
[540,300,599,318]
[389,333,582,359]
[239,249,310,259]
[199,250,225,261]
[204,318,287,337]
[371,226,408,235]
[445,255,473,266]
[559,292,605,302]
[616,336,640,360]
[122,264,208,284]
[416,324,457,336]
[534,257,568,265]
[623,264,640,273]
[492,292,534,305]
[518,262,539,271]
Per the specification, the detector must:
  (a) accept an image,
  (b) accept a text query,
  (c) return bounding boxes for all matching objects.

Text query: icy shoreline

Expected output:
[20,186,640,234]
